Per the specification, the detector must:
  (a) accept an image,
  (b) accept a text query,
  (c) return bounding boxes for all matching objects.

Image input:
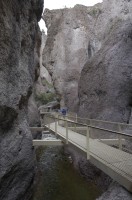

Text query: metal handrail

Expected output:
[43,113,132,138]
[40,111,132,127]
[39,111,132,192]
[65,113,132,127]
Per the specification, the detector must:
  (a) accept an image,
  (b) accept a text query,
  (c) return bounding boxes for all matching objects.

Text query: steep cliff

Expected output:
[43,0,132,122]
[79,21,132,122]
[28,29,55,128]
[78,0,132,122]
[43,4,102,111]
[0,0,43,199]
[36,30,53,98]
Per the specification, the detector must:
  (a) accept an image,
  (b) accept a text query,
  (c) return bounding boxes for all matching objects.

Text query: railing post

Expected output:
[40,114,43,127]
[76,113,78,123]
[66,120,68,144]
[44,114,46,127]
[55,118,57,137]
[48,116,50,129]
[89,119,91,126]
[65,115,68,121]
[118,124,122,150]
[86,126,90,160]
[74,122,77,132]
[58,115,60,126]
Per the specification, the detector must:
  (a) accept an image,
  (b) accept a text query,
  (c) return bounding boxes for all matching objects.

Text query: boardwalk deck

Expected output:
[46,122,132,192]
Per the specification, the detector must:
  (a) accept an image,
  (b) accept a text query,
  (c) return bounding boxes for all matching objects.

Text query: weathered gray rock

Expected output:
[43,5,101,111]
[97,182,132,200]
[40,31,49,80]
[0,0,43,199]
[35,29,55,105]
[28,92,40,127]
[40,31,52,91]
[78,1,132,123]
[43,0,132,115]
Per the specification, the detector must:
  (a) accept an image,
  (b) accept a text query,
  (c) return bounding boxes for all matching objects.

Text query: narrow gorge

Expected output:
[0,0,132,200]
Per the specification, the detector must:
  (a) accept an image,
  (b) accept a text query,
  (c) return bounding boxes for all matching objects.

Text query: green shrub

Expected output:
[35,93,56,105]
[88,7,102,17]
[42,79,53,89]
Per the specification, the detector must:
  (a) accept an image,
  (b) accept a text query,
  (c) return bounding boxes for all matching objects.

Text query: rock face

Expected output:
[78,0,132,123]
[28,92,40,127]
[40,31,51,84]
[33,30,56,107]
[43,5,100,111]
[0,0,43,199]
[43,0,132,120]
[97,182,132,200]
[36,31,53,98]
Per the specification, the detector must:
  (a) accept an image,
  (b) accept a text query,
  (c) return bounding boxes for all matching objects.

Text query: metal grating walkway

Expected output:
[47,122,132,192]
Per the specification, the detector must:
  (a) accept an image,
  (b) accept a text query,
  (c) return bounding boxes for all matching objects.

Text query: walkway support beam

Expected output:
[33,139,63,146]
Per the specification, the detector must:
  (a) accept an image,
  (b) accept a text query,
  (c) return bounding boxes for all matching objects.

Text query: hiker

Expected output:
[62,108,66,116]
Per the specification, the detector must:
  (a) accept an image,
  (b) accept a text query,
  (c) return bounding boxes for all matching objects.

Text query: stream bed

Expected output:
[32,141,102,200]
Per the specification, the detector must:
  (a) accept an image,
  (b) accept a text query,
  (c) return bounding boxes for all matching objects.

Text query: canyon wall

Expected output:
[43,5,102,111]
[28,30,55,127]
[78,0,132,122]
[0,0,43,199]
[43,0,132,123]
[36,30,52,98]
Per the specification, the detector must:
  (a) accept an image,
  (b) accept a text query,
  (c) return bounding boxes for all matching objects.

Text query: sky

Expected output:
[39,0,103,32]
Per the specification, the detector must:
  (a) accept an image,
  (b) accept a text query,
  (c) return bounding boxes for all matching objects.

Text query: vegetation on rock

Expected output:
[35,92,56,104]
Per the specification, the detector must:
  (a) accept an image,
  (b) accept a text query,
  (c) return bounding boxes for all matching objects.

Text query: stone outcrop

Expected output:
[40,31,51,85]
[33,30,56,107]
[28,92,40,127]
[28,22,42,128]
[97,183,132,200]
[28,29,55,129]
[78,0,132,123]
[0,0,43,199]
[79,21,132,122]
[43,5,101,111]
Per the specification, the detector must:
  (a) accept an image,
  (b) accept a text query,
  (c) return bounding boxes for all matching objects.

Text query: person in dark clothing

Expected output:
[62,108,67,116]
